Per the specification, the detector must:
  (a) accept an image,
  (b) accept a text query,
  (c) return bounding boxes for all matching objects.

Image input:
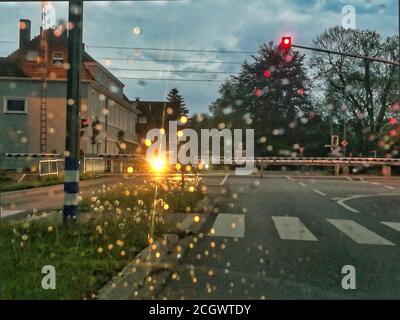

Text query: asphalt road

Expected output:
[157,174,400,299]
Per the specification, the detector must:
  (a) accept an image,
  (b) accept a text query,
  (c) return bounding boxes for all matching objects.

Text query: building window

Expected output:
[52,51,64,65]
[4,97,28,114]
[139,116,147,124]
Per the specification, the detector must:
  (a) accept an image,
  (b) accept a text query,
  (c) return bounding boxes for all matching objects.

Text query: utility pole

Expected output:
[63,0,83,222]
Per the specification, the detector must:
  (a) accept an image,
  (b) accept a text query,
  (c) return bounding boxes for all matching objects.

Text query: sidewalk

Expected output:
[0,175,136,218]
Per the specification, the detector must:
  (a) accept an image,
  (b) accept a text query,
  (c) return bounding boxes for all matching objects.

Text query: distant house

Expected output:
[131,98,171,145]
[0,19,139,156]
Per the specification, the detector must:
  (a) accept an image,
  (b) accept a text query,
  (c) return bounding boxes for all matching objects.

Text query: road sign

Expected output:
[341,140,349,148]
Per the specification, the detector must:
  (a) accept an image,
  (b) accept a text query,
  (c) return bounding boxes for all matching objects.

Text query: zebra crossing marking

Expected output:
[208,214,245,238]
[381,222,400,232]
[327,219,394,246]
[271,216,318,241]
[206,213,399,246]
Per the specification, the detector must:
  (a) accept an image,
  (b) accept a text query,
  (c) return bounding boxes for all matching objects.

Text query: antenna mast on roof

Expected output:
[39,1,49,153]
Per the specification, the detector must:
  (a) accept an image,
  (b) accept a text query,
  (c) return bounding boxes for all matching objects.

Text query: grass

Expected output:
[0,176,63,192]
[0,177,205,300]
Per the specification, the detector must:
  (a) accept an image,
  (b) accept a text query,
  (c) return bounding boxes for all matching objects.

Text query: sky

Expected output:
[0,0,398,115]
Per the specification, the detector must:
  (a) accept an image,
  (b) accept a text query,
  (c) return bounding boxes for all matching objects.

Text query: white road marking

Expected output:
[337,197,360,213]
[209,214,245,238]
[272,216,318,241]
[220,173,229,186]
[336,193,400,213]
[385,186,396,190]
[286,176,294,181]
[381,222,400,232]
[313,189,327,196]
[327,219,394,246]
[299,182,307,187]
[371,182,381,186]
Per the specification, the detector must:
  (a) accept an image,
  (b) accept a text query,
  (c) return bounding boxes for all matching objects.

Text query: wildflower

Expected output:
[116,240,124,247]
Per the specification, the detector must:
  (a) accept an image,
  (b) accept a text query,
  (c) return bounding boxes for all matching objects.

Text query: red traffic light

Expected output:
[280,36,292,50]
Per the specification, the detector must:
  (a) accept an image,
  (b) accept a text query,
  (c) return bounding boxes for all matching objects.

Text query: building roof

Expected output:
[0,29,97,80]
[0,25,139,114]
[0,58,27,77]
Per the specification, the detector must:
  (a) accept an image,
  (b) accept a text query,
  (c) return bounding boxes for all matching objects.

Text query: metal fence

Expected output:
[38,159,64,176]
[1,154,400,176]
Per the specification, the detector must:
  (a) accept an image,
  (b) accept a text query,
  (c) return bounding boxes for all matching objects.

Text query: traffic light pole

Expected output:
[63,0,83,223]
[292,44,400,67]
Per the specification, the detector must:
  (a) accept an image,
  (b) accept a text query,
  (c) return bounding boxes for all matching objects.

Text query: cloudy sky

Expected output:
[0,0,398,115]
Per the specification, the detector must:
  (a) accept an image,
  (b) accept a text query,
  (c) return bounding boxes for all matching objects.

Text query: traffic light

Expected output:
[280,36,292,51]
[81,118,89,129]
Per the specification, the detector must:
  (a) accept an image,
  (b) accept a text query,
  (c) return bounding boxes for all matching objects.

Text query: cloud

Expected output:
[0,0,397,115]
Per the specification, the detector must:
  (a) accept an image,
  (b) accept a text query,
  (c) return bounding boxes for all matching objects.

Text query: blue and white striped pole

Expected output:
[63,0,83,222]
[63,158,80,219]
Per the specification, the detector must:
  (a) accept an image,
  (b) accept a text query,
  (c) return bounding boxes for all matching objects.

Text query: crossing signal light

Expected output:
[280,36,292,50]
[331,135,340,147]
[81,118,89,129]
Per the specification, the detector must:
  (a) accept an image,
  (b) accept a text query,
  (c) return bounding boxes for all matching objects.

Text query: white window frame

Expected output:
[52,51,65,65]
[3,97,28,114]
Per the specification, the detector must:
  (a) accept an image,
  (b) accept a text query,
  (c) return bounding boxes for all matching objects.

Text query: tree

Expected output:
[166,88,188,122]
[378,116,400,158]
[310,26,400,155]
[209,42,325,156]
